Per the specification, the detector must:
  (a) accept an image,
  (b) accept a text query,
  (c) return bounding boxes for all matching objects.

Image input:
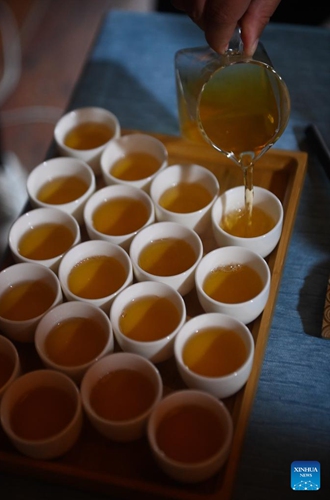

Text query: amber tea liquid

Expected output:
[0,280,55,321]
[10,386,76,440]
[64,122,113,150]
[119,295,181,341]
[45,317,107,366]
[203,264,263,303]
[110,152,161,181]
[221,206,276,237]
[156,404,225,463]
[199,62,281,218]
[138,238,196,276]
[37,176,88,204]
[18,223,75,260]
[159,182,213,213]
[178,60,285,219]
[90,368,156,421]
[92,197,149,236]
[183,326,247,377]
[68,255,127,299]
[198,62,279,159]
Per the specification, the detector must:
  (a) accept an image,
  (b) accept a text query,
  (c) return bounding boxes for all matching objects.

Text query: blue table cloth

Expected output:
[2,10,330,500]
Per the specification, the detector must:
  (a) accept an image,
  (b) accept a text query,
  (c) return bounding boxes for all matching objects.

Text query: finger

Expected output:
[203,0,251,53]
[239,0,282,56]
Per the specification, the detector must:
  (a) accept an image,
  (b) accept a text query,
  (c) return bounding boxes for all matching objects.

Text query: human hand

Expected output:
[171,0,282,56]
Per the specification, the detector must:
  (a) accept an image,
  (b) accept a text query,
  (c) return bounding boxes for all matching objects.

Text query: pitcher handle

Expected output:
[226,27,244,56]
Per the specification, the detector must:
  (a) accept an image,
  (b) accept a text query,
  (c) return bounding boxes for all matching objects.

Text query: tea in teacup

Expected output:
[220,206,276,238]
[44,317,108,367]
[159,182,213,213]
[182,326,248,377]
[18,223,75,260]
[0,280,56,321]
[155,403,226,463]
[203,264,263,303]
[92,197,149,236]
[119,295,181,342]
[68,255,127,299]
[64,122,114,150]
[9,385,76,440]
[90,368,156,421]
[37,176,89,205]
[138,238,196,276]
[110,152,161,181]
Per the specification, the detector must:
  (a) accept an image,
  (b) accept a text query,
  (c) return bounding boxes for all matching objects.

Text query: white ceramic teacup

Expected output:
[110,281,186,363]
[129,221,203,296]
[0,369,83,459]
[100,133,168,192]
[35,301,114,383]
[54,106,121,175]
[80,352,163,442]
[195,245,271,324]
[150,163,219,235]
[83,184,155,251]
[9,207,81,273]
[0,262,63,343]
[58,240,133,313]
[174,312,255,398]
[147,389,233,483]
[26,156,96,225]
[211,185,283,258]
[0,335,21,402]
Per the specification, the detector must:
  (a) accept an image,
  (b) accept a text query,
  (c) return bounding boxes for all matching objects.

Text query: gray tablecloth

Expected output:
[2,10,330,500]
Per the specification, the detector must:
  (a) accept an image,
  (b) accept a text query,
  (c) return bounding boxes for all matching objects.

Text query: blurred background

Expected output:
[1,0,330,175]
[0,0,329,258]
[158,1,330,26]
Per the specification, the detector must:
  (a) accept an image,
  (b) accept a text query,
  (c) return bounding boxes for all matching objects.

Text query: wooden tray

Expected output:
[0,132,308,500]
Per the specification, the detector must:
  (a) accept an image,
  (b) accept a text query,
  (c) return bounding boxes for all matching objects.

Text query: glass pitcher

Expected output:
[174,29,291,169]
